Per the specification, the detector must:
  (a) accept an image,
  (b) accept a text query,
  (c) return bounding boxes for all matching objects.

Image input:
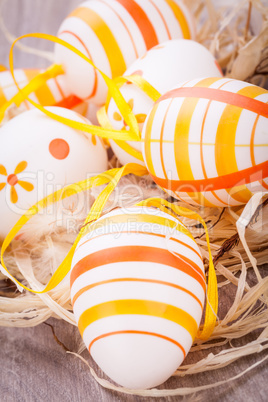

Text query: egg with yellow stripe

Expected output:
[141,77,268,207]
[70,206,205,389]
[55,0,195,105]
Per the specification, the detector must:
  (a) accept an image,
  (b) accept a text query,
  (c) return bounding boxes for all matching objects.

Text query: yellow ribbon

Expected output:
[123,74,161,102]
[96,103,144,162]
[1,163,147,294]
[0,64,64,120]
[136,197,218,340]
[97,74,161,161]
[0,33,140,142]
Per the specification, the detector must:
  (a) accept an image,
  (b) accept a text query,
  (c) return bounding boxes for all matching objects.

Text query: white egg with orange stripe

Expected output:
[70,206,205,389]
[0,106,108,240]
[106,39,223,165]
[55,0,195,105]
[141,77,268,207]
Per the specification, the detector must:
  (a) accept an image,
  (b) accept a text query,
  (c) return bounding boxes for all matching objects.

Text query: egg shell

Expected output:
[55,0,195,105]
[141,77,268,207]
[0,107,108,239]
[70,206,205,389]
[107,39,223,165]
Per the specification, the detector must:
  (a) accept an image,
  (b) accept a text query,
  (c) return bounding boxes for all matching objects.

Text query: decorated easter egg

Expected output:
[0,107,108,239]
[70,206,205,389]
[55,0,195,105]
[141,77,268,207]
[107,39,223,165]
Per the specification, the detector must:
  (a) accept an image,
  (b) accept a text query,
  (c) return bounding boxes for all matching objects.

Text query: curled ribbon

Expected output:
[0,33,140,142]
[97,74,161,161]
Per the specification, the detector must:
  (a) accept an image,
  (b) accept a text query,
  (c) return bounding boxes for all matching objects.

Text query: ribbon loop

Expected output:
[1,32,141,142]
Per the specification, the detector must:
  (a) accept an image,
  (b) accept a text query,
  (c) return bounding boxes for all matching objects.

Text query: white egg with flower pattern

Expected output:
[70,206,205,389]
[0,107,108,240]
[106,39,223,165]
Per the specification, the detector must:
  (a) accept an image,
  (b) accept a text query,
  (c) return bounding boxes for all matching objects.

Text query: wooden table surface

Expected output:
[0,0,267,401]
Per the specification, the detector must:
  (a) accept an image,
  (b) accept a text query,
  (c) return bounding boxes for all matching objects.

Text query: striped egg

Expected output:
[107,39,223,165]
[70,206,205,389]
[55,0,195,105]
[141,77,268,207]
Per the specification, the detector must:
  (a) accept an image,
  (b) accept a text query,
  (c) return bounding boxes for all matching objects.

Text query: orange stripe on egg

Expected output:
[165,0,191,39]
[54,94,83,109]
[72,277,204,308]
[59,30,98,100]
[88,330,186,357]
[115,0,159,49]
[157,86,268,117]
[147,0,172,39]
[70,246,206,290]
[69,7,126,78]
[149,160,268,192]
[78,299,198,340]
[78,230,202,259]
[98,0,139,58]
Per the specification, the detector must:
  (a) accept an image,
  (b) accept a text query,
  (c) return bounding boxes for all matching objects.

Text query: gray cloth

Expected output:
[0,318,268,402]
[0,0,267,400]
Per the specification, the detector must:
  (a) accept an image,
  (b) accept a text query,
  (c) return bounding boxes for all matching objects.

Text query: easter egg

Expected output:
[0,107,108,239]
[141,77,268,207]
[107,39,223,165]
[55,0,195,105]
[70,206,205,389]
